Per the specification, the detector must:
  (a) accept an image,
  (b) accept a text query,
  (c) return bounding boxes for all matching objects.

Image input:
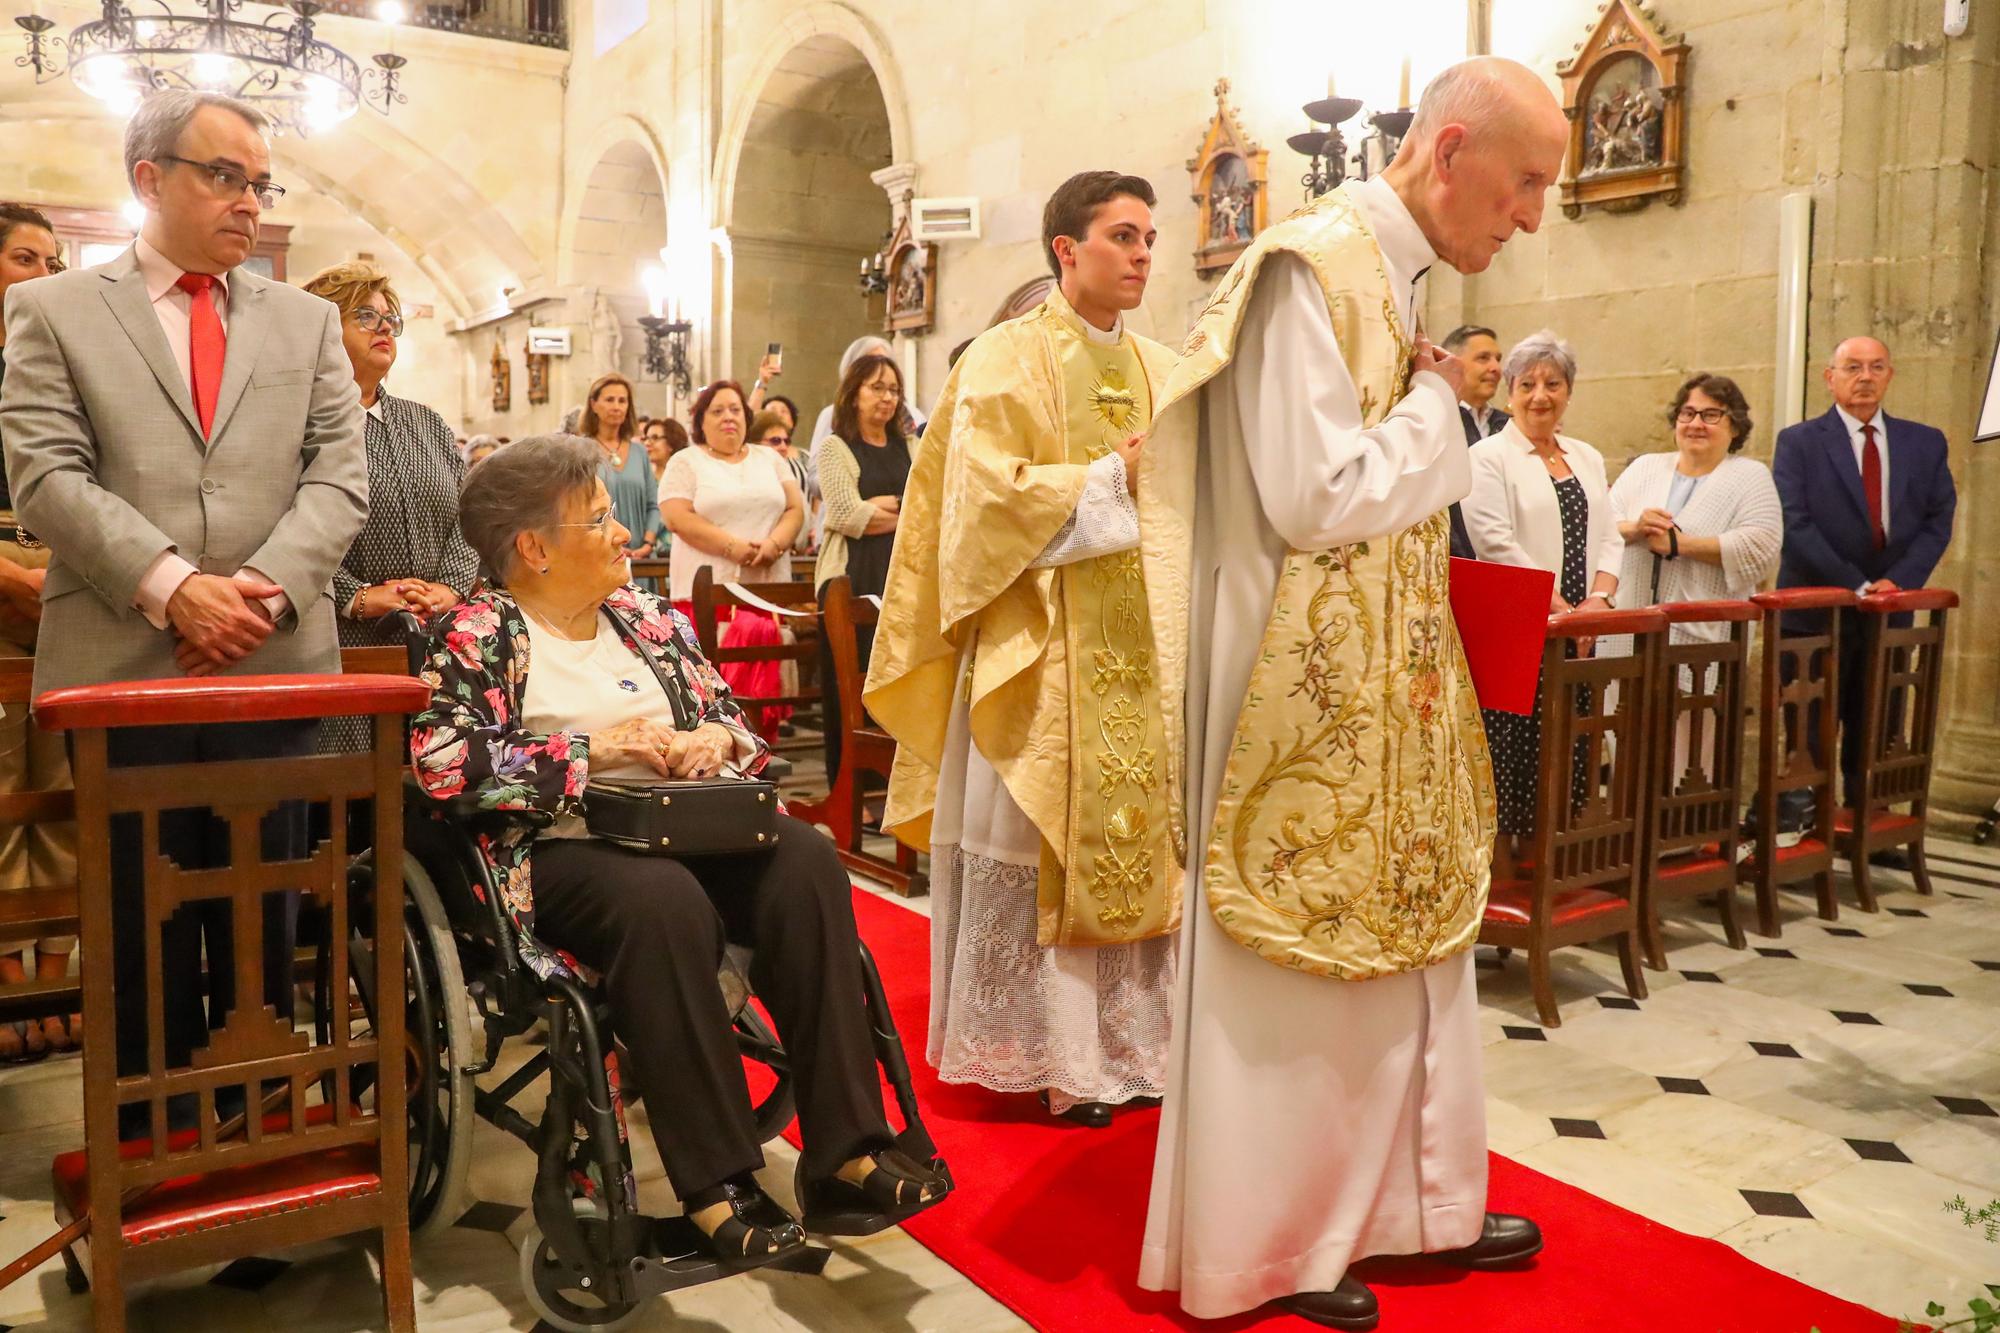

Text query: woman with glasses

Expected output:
[750,408,816,555]
[302,261,477,747]
[811,353,911,783]
[1607,373,1782,634]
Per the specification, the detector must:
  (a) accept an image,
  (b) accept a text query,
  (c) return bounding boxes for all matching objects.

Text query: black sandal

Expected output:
[797,1149,950,1237]
[683,1177,807,1264]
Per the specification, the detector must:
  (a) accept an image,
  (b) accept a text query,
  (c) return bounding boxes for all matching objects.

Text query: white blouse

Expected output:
[1462,422,1624,588]
[658,446,795,602]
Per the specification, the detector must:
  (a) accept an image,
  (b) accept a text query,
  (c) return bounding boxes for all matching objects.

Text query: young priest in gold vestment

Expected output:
[866,172,1180,1126]
[1136,60,1568,1330]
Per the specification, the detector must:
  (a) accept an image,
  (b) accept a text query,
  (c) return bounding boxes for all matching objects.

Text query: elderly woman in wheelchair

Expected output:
[407,435,948,1272]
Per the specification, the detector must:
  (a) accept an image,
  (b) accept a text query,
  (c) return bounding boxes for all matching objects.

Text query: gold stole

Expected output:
[1040,322,1175,947]
[1145,182,1497,982]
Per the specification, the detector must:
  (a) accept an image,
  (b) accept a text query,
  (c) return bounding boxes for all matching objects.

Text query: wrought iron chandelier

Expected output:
[15,0,407,137]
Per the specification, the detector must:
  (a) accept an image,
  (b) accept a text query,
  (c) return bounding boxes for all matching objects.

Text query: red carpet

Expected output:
[792,888,1898,1332]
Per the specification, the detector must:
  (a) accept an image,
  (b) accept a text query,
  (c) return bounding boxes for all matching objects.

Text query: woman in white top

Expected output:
[1609,374,1782,637]
[1461,330,1624,859]
[659,379,805,739]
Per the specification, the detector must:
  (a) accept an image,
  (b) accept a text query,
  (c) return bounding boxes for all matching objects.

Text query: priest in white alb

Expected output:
[1136,59,1570,1330]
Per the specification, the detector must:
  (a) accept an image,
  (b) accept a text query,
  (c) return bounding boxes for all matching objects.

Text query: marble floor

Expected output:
[0,826,1995,1331]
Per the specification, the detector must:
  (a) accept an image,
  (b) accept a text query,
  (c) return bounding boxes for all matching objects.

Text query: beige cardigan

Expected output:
[811,433,879,592]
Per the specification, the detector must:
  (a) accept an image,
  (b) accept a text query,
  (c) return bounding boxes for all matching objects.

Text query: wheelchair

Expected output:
[318,629,949,1330]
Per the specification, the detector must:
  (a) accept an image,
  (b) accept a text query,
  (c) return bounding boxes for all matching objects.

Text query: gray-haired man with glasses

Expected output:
[0,89,367,1136]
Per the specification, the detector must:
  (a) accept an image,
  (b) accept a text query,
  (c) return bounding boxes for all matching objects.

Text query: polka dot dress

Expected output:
[1483,474,1590,836]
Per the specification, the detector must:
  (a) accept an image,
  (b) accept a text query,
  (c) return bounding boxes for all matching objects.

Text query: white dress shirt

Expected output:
[1833,403,1890,542]
[1460,402,1503,439]
[128,235,290,629]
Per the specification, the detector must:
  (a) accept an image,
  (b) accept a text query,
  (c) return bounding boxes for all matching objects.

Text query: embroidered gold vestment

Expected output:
[1143,182,1498,981]
[865,287,1182,947]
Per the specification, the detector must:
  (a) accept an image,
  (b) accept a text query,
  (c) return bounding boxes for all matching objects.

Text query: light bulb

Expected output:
[122,200,147,230]
[374,0,406,21]
[193,51,231,88]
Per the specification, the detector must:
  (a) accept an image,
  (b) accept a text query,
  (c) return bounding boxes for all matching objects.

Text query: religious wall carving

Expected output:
[881,213,937,335]
[1188,78,1268,276]
[523,340,550,406]
[490,338,511,413]
[1557,0,1689,219]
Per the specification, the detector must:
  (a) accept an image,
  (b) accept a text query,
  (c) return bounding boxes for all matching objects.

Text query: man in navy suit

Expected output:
[1772,336,1957,846]
[1442,324,1507,558]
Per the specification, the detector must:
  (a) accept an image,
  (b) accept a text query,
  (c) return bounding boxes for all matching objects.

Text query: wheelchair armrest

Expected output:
[392,610,430,678]
[402,772,556,831]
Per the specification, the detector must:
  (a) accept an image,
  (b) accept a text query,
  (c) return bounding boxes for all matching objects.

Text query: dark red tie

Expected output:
[1860,422,1885,550]
[175,271,226,437]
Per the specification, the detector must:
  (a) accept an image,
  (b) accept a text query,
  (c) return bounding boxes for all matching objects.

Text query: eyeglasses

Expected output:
[553,509,617,536]
[1833,362,1890,377]
[157,156,286,210]
[760,434,791,446]
[1675,407,1728,425]
[351,307,404,338]
[857,380,901,398]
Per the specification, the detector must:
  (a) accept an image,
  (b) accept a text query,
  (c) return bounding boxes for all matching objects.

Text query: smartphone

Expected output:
[766,341,783,373]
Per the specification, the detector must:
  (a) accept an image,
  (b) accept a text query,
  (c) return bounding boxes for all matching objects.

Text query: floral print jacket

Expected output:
[409,582,770,980]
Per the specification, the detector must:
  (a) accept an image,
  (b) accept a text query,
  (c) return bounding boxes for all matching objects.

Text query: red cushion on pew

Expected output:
[52,1104,381,1248]
[1483,880,1630,929]
[1831,809,1923,839]
[1656,854,1731,883]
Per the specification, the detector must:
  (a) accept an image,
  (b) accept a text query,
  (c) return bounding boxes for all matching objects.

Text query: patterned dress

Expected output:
[407,583,769,982]
[1482,473,1590,835]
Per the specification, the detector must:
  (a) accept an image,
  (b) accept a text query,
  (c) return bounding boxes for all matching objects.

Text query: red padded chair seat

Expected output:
[53,1106,380,1249]
[1832,809,1923,839]
[1484,881,1629,929]
[1656,853,1730,883]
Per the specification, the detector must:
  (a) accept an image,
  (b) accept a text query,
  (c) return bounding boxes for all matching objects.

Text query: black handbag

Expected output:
[581,604,781,857]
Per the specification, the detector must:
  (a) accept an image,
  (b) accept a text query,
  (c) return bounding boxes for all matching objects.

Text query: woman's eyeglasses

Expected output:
[352,307,405,338]
[1675,407,1728,425]
[760,434,791,446]
[553,509,617,536]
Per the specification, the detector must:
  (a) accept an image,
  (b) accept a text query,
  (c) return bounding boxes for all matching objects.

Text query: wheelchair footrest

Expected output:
[629,1217,830,1296]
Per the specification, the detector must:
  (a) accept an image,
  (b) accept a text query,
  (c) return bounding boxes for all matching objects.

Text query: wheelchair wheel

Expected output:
[736,1000,796,1144]
[332,853,478,1238]
[519,1198,644,1332]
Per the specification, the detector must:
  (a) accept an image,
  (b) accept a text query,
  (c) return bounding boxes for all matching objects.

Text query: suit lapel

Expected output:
[1881,411,1913,535]
[99,256,203,442]
[1821,408,1871,525]
[207,269,266,443]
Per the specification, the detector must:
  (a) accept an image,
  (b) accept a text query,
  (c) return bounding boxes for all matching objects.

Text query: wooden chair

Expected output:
[35,672,428,1333]
[1480,607,1662,1028]
[1739,587,1856,935]
[1636,600,1758,969]
[0,655,79,1032]
[789,577,927,897]
[687,565,822,744]
[1836,588,1957,904]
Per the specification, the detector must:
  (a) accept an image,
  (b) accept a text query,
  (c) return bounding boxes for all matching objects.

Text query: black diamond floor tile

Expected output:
[1742,1189,1814,1219]
[456,1200,527,1234]
[1755,947,1796,959]
[1904,983,1953,997]
[1552,1117,1606,1139]
[1845,1138,1912,1163]
[1596,996,1641,1011]
[1824,927,1865,938]
[1887,907,1928,917]
[1832,1010,1881,1025]
[1950,891,1982,900]
[1657,1076,1709,1095]
[1751,1041,1803,1058]
[1977,960,2000,972]
[1680,970,1725,983]
[211,1257,293,1292]
[1502,1025,1548,1041]
[1938,1096,1998,1117]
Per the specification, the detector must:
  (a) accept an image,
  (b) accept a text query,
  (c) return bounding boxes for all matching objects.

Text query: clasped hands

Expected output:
[595,718,736,781]
[1630,507,1679,556]
[168,572,280,677]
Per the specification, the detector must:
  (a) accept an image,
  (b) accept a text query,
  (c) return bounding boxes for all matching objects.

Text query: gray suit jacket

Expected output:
[0,246,368,695]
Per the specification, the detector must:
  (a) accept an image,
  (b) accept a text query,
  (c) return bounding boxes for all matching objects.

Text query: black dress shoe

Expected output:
[1866,849,1911,870]
[1274,1278,1378,1330]
[1430,1213,1543,1269]
[1040,1091,1112,1128]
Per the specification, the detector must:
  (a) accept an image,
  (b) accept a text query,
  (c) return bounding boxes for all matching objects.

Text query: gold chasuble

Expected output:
[866,287,1180,948]
[1145,182,1498,982]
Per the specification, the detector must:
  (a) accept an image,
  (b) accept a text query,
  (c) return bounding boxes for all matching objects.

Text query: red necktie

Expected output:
[1860,422,1885,550]
[175,271,226,437]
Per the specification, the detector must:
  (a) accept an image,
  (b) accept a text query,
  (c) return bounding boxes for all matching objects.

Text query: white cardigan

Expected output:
[1462,422,1624,592]
[1606,451,1783,646]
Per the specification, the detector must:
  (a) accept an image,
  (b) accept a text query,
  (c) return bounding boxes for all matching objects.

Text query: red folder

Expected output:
[1449,557,1553,715]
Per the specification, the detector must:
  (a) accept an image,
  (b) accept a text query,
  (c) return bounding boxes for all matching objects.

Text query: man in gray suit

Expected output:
[0,91,366,1128]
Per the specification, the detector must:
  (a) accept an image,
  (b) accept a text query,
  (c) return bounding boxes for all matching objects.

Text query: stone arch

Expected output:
[559,127,670,401]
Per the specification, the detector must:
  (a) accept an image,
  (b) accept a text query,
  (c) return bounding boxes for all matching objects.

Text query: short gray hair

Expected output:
[457,434,602,584]
[1502,329,1578,390]
[1409,60,1514,143]
[124,91,268,191]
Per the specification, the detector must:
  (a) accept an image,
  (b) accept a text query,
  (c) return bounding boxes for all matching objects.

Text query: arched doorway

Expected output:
[565,137,670,416]
[722,34,895,432]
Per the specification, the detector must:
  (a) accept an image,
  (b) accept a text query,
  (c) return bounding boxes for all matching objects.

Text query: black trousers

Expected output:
[531,815,892,1200]
[103,720,313,1139]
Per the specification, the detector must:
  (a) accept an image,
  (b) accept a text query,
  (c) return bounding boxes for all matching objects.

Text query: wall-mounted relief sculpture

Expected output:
[1557,0,1689,219]
[523,340,550,406]
[1189,78,1268,276]
[881,214,937,335]
[490,337,511,414]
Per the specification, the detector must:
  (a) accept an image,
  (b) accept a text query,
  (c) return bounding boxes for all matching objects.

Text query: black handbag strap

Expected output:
[600,602,702,732]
